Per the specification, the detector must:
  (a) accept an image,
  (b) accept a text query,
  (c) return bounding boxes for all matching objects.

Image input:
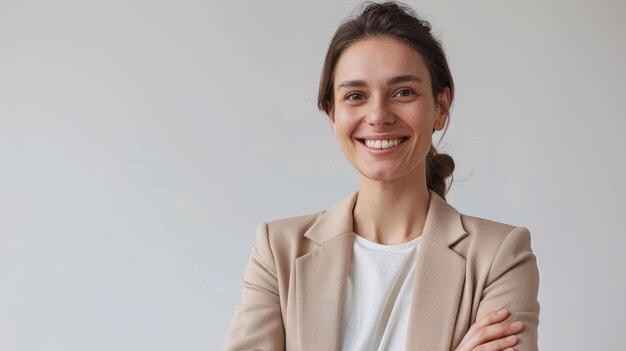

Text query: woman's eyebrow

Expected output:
[337,80,366,90]
[337,75,424,91]
[388,74,424,85]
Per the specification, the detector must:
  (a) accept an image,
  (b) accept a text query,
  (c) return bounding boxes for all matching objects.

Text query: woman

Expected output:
[224,2,540,350]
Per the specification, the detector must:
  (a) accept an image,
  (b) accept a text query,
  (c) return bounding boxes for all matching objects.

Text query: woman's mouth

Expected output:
[357,137,409,150]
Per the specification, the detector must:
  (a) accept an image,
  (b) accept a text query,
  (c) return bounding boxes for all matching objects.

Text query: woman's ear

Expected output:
[434,87,451,131]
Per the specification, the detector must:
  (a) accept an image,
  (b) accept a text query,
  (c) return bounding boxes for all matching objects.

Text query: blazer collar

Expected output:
[303,189,468,247]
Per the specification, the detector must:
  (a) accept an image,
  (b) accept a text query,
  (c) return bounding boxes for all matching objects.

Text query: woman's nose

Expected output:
[365,97,395,127]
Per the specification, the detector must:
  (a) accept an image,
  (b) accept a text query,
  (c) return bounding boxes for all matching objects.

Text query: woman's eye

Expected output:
[345,93,364,101]
[395,89,415,97]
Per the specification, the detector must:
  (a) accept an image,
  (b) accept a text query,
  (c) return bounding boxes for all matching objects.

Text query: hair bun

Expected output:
[426,150,455,200]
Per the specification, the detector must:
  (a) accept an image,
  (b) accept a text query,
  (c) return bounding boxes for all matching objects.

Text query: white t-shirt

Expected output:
[340,233,421,351]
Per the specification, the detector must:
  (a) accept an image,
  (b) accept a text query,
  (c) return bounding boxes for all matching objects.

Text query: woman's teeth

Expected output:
[364,138,405,149]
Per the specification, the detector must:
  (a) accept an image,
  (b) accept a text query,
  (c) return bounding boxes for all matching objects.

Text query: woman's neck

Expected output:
[353,168,431,245]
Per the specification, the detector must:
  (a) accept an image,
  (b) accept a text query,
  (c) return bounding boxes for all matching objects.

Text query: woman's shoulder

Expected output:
[455,212,535,262]
[258,210,328,247]
[459,213,521,237]
[256,192,359,252]
[253,209,330,259]
[264,210,326,235]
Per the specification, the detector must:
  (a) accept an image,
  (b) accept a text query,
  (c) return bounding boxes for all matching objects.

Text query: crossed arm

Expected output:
[456,227,541,351]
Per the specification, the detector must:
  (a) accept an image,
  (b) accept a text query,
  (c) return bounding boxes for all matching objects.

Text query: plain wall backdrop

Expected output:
[1,0,625,350]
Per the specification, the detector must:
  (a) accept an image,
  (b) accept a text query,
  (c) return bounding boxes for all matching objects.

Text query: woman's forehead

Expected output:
[334,37,431,87]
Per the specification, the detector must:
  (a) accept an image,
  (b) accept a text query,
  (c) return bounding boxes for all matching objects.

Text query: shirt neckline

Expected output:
[354,233,422,252]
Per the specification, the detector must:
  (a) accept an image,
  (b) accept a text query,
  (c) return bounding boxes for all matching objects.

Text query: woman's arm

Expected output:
[223,223,285,350]
[473,226,541,351]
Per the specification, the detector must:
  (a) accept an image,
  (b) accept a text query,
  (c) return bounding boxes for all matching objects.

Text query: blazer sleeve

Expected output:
[223,223,285,351]
[475,226,541,351]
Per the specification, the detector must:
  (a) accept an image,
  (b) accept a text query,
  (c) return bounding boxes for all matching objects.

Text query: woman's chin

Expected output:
[357,168,404,183]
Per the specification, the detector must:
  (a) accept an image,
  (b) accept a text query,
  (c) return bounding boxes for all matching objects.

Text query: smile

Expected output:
[357,137,409,150]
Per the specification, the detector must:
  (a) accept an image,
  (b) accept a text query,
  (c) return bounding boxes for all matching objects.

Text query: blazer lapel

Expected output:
[295,192,358,351]
[405,190,468,350]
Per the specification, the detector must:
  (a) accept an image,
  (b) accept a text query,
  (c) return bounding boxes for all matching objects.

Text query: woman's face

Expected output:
[329,36,450,183]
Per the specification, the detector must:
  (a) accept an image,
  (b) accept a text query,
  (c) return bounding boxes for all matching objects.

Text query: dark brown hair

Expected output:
[317,1,455,200]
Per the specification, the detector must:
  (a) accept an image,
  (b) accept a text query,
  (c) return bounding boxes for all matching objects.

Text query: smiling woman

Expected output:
[327,37,449,187]
[223,2,540,351]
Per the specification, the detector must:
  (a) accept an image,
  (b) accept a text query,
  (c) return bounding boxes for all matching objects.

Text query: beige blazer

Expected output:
[223,190,540,350]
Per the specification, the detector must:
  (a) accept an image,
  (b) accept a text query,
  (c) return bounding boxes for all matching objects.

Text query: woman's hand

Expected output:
[454,308,523,351]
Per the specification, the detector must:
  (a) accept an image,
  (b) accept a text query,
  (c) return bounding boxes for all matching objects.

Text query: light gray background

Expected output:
[1,0,624,350]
